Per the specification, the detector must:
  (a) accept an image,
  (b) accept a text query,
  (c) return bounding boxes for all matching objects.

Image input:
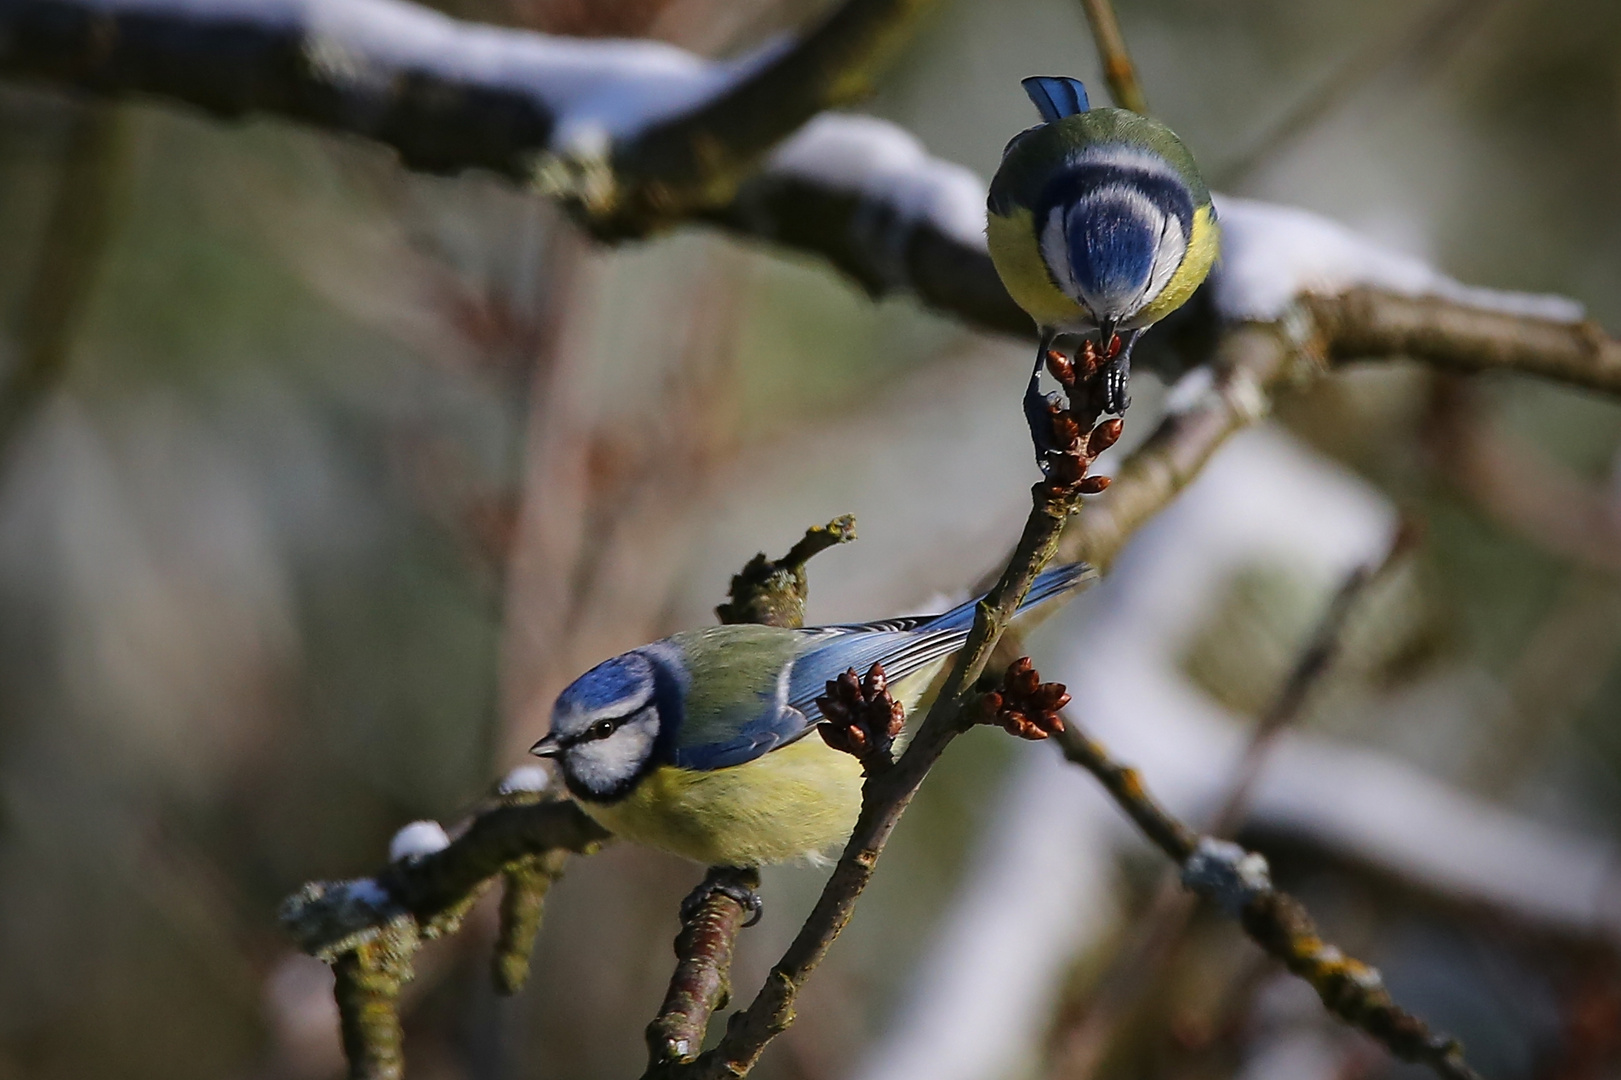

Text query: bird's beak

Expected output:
[530,733,562,758]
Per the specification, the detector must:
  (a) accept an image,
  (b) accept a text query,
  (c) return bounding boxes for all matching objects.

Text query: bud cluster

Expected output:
[1026,336,1126,498]
[816,662,906,772]
[980,657,1070,740]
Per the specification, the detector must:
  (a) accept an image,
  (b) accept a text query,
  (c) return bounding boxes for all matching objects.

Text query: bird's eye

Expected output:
[588,719,616,740]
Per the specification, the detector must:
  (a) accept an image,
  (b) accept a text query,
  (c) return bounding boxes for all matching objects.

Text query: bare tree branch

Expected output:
[4,0,1618,407]
[1075,0,1147,115]
[1307,287,1621,397]
[681,486,1088,1080]
[0,101,129,458]
[1046,536,1410,1080]
[1056,719,1485,1080]
[646,866,762,1072]
[1058,321,1306,569]
[0,0,938,235]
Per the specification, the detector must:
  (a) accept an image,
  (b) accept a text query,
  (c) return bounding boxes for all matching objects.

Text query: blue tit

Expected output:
[530,562,1090,870]
[987,76,1218,414]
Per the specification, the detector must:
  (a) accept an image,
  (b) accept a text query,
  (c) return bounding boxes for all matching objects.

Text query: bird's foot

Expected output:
[680,866,763,927]
[1100,330,1142,417]
[1102,357,1131,416]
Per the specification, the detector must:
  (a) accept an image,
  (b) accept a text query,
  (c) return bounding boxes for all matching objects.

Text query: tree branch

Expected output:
[1076,0,1148,115]
[1058,320,1309,569]
[1307,287,1621,397]
[1056,720,1485,1080]
[5,0,1617,407]
[715,514,857,628]
[0,101,129,459]
[0,0,938,236]
[604,0,937,233]
[680,484,1085,1079]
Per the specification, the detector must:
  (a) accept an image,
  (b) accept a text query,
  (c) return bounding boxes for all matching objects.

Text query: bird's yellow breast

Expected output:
[1133,203,1219,326]
[579,735,864,867]
[987,205,1087,330]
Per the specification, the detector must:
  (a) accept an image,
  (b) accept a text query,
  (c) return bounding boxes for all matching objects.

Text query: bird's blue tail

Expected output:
[1022,76,1091,122]
[925,561,1093,633]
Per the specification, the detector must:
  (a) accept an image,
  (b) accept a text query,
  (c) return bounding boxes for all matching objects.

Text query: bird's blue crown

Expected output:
[555,652,655,718]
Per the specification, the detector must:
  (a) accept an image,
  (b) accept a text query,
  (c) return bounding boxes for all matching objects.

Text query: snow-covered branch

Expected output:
[0,0,934,234]
[5,0,1618,397]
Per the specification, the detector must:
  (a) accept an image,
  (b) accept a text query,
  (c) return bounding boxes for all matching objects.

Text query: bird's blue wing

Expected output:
[1022,76,1091,122]
[786,628,965,713]
[666,706,811,771]
[787,562,1093,712]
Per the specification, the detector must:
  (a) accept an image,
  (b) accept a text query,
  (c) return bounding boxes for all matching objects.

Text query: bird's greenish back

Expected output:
[989,108,1211,218]
[666,624,805,749]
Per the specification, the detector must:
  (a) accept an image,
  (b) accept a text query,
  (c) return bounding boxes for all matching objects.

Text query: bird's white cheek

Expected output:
[566,716,658,797]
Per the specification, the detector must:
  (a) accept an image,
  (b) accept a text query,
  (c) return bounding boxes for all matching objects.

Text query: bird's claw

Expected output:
[680,869,763,927]
[1102,357,1131,416]
[1101,329,1142,416]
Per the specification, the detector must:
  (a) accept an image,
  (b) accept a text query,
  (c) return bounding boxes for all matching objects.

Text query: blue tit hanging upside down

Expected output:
[531,562,1091,919]
[987,76,1219,417]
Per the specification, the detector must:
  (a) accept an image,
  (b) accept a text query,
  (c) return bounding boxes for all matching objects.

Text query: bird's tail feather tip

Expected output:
[1021,76,1091,122]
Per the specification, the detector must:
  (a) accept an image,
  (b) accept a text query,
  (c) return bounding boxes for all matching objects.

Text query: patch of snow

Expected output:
[388,819,451,862]
[1213,196,1585,324]
[100,0,784,153]
[498,764,551,795]
[766,114,990,249]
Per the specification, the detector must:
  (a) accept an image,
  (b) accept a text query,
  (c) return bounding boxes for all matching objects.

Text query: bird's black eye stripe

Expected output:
[587,718,617,741]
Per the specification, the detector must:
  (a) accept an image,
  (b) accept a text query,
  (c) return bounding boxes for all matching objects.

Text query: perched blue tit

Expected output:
[987,76,1218,414]
[531,563,1090,876]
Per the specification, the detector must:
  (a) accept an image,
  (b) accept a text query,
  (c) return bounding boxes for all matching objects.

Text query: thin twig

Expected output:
[1209,531,1411,836]
[1047,536,1410,1080]
[679,484,1084,1080]
[1076,0,1148,114]
[647,867,762,1071]
[1055,721,1485,1080]
[1058,320,1311,570]
[1216,0,1507,187]
[716,515,858,628]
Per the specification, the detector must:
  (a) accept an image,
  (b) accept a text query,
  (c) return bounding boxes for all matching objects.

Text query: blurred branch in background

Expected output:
[1214,0,1510,188]
[1425,376,1621,796]
[0,102,128,460]
[1074,0,1147,115]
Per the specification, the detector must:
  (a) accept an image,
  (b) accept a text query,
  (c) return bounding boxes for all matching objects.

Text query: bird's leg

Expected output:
[1023,332,1063,467]
[680,866,763,928]
[1101,330,1143,416]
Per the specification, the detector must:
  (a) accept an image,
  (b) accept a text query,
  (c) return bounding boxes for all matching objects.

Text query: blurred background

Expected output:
[0,0,1619,1078]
